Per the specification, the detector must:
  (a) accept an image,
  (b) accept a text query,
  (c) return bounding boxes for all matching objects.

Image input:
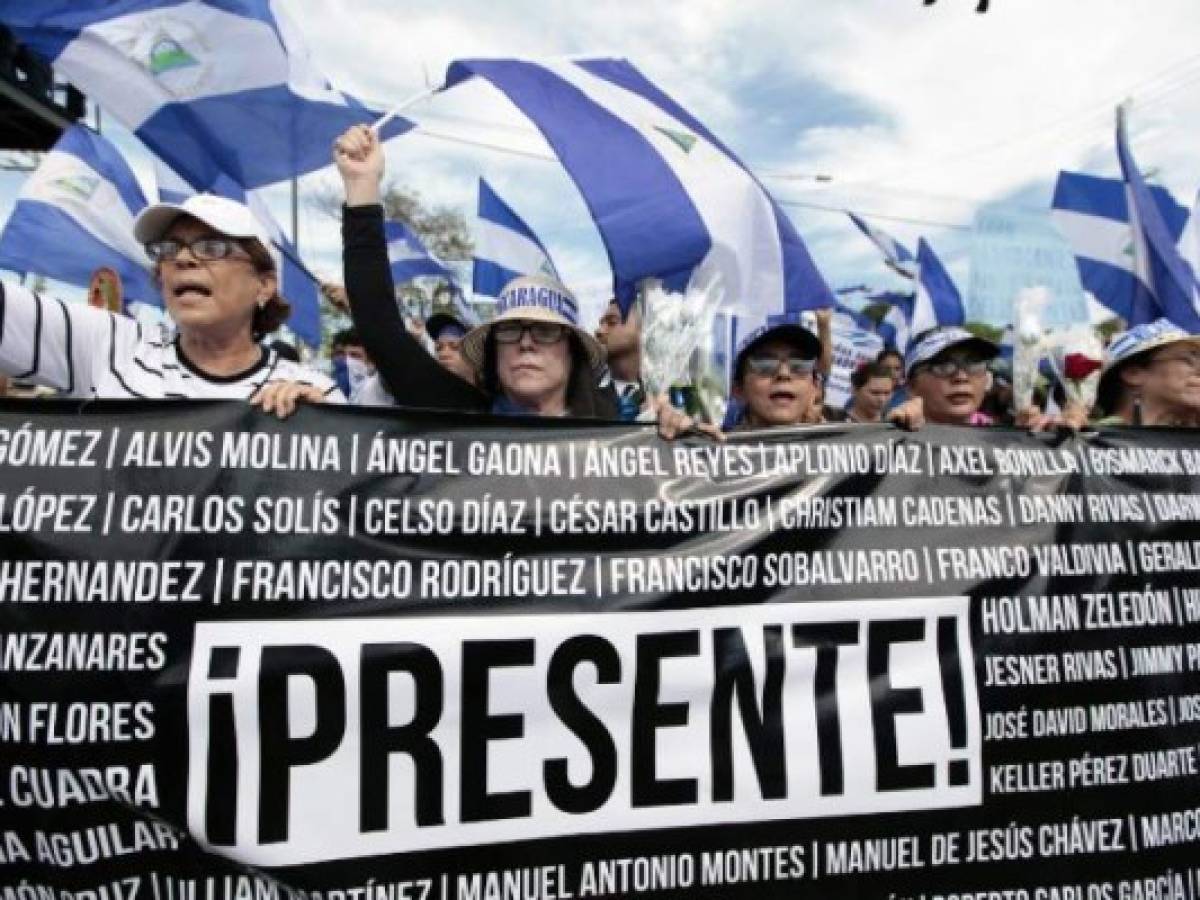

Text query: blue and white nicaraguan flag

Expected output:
[847,211,917,278]
[833,289,914,351]
[873,291,916,351]
[442,57,833,323]
[0,125,157,305]
[1113,107,1200,331]
[152,161,323,347]
[1052,170,1191,326]
[1183,190,1200,283]
[385,221,457,288]
[2,1,411,191]
[912,238,965,338]
[473,178,560,300]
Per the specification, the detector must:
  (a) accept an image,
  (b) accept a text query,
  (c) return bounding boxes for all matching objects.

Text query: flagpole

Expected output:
[372,85,441,133]
[291,176,299,254]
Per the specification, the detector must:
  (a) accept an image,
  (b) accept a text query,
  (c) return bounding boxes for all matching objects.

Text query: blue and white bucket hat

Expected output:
[1098,318,1200,407]
[461,274,605,372]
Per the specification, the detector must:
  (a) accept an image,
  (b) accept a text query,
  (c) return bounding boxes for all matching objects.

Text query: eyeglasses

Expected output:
[493,322,568,345]
[744,355,816,377]
[918,356,990,379]
[146,237,251,263]
[1150,351,1200,373]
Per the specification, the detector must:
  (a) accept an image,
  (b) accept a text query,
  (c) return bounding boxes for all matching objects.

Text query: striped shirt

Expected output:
[0,281,344,402]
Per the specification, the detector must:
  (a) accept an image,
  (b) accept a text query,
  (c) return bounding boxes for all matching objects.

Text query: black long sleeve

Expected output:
[342,204,488,413]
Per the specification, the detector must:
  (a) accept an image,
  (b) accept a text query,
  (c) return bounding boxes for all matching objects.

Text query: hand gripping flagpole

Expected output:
[372,85,442,133]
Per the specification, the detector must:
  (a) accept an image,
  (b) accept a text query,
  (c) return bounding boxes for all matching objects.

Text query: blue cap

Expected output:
[904,326,998,377]
[426,292,480,340]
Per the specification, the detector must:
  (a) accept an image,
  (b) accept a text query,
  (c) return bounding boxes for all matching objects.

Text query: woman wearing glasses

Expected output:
[729,322,824,430]
[458,275,612,416]
[1094,320,1200,427]
[902,327,999,426]
[334,125,705,436]
[729,322,923,430]
[0,193,341,415]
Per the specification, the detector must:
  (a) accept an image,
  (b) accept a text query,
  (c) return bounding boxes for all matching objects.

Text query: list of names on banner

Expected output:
[1,402,1199,899]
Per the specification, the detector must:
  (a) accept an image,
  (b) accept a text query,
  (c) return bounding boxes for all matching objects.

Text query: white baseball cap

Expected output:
[133,193,274,263]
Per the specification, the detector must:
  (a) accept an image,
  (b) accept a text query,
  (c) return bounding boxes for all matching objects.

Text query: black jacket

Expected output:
[343,203,489,413]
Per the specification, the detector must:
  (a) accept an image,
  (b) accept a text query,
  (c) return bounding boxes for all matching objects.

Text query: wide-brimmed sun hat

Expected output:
[1097,318,1200,410]
[461,274,605,372]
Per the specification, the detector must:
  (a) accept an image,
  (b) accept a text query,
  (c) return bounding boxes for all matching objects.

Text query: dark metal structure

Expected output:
[0,25,85,150]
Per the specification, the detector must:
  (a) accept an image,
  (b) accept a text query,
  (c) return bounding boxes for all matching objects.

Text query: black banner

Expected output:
[2,400,1200,899]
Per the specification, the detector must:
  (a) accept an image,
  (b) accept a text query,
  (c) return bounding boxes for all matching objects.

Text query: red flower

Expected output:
[1063,353,1101,380]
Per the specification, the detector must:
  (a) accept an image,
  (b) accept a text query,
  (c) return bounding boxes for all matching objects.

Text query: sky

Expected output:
[2,0,1199,331]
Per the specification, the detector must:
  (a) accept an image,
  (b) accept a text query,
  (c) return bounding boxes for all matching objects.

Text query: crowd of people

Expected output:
[1,122,1198,436]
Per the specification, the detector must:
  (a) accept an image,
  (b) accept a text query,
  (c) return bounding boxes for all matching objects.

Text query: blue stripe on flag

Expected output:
[446,58,711,308]
[1052,171,1189,241]
[55,128,148,218]
[137,87,408,191]
[477,178,553,256]
[0,201,158,304]
[0,125,156,306]
[914,238,964,334]
[385,221,455,286]
[4,0,410,191]
[848,211,916,268]
[833,301,875,333]
[392,260,456,282]
[473,178,559,296]
[473,259,526,300]
[1052,169,1190,322]
[1115,110,1200,331]
[1051,173,1130,224]
[577,57,832,313]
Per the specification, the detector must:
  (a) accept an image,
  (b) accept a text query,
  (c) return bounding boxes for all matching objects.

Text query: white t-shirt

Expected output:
[0,281,344,402]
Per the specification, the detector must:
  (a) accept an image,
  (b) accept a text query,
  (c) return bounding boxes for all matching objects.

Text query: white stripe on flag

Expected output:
[1193,192,1200,279]
[58,3,306,129]
[911,285,935,339]
[1124,183,1154,288]
[23,150,149,266]
[542,60,784,316]
[267,0,354,103]
[387,238,425,263]
[475,218,555,278]
[1050,209,1135,274]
